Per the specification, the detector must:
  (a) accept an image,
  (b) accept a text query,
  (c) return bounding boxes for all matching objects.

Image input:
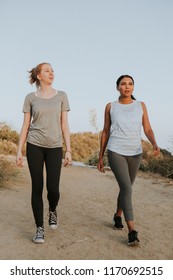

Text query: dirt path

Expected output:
[0,157,173,260]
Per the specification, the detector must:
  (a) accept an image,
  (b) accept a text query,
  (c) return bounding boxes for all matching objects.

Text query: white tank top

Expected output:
[107,100,143,156]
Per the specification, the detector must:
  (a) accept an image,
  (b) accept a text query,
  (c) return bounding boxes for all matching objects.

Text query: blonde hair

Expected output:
[28,62,50,88]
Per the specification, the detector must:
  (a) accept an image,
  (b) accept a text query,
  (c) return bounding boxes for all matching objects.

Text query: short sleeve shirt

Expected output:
[23,91,70,148]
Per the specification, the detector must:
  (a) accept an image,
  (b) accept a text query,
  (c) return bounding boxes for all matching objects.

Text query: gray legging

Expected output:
[108,150,142,221]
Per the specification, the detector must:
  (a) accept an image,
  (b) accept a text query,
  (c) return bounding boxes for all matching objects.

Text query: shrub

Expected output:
[0,157,19,188]
[63,131,100,162]
[0,124,19,144]
[0,124,173,180]
[86,138,173,179]
[140,145,173,179]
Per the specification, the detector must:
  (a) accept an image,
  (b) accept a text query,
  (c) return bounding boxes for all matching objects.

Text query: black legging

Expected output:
[26,142,62,227]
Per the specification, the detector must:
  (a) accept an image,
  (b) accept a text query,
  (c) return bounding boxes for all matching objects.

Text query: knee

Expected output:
[122,185,132,196]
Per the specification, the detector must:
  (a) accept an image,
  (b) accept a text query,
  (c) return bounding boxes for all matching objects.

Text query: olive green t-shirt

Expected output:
[23,91,70,148]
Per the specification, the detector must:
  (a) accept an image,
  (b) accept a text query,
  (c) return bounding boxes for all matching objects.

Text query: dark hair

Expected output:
[28,62,50,88]
[116,75,136,100]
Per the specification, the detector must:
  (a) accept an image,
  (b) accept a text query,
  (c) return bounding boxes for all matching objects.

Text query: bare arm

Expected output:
[61,111,72,166]
[97,103,111,172]
[141,102,160,155]
[16,112,31,167]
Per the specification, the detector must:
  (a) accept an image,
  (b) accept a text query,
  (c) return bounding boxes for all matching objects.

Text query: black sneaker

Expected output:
[113,214,124,230]
[49,209,58,230]
[33,227,44,244]
[127,230,140,246]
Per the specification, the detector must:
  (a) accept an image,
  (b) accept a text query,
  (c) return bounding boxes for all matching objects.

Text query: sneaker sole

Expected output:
[33,238,44,244]
[127,240,140,246]
[112,219,124,230]
[114,226,124,230]
[49,224,58,230]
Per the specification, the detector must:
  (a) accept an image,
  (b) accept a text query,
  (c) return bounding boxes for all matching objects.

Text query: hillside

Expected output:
[0,124,173,184]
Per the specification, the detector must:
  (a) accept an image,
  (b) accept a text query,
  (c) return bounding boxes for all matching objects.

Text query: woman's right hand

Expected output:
[97,158,105,173]
[16,151,23,167]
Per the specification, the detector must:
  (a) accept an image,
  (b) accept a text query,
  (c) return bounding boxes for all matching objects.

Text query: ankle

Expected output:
[37,225,44,229]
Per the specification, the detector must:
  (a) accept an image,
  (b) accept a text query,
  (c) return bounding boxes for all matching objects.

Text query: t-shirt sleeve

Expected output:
[61,92,70,112]
[22,94,31,113]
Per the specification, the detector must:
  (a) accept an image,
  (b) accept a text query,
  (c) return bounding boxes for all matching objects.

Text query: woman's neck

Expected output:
[36,86,57,99]
[118,97,133,104]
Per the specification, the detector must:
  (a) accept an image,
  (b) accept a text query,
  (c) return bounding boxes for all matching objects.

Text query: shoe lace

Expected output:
[49,211,57,224]
[36,227,44,238]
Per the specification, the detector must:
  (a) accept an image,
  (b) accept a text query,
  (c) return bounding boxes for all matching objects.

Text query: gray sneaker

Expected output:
[33,227,44,244]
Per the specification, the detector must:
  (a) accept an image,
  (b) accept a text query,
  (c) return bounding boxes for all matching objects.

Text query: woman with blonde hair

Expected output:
[16,62,72,244]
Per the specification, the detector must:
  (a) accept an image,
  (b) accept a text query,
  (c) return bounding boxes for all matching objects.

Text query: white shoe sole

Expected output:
[112,218,124,230]
[33,238,44,244]
[49,223,58,230]
[127,240,140,246]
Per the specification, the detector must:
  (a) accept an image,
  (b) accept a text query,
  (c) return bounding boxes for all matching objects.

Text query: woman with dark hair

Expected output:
[16,62,72,244]
[97,75,160,246]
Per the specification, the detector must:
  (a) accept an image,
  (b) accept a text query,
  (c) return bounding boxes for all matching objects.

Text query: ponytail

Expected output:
[28,67,39,87]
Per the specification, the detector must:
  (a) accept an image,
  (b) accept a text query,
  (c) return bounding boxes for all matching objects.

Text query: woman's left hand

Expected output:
[64,151,72,166]
[153,144,160,156]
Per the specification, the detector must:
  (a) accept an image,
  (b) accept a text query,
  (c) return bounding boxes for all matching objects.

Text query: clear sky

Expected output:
[0,0,173,151]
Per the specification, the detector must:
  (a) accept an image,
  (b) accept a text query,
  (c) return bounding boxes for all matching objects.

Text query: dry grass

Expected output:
[63,132,101,162]
[1,124,173,181]
[0,124,19,155]
[0,124,19,144]
[140,140,173,178]
[0,156,19,188]
[87,139,173,179]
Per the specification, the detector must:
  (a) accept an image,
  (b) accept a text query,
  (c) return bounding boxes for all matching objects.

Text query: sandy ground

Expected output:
[0,157,173,260]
